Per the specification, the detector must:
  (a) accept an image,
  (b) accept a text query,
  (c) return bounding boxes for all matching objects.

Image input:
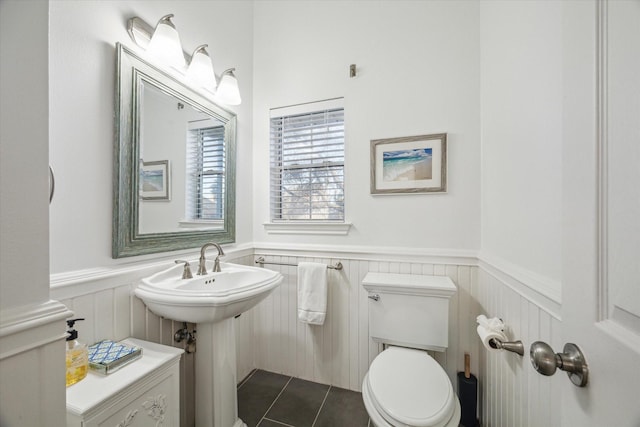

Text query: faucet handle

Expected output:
[213,255,222,273]
[175,260,193,279]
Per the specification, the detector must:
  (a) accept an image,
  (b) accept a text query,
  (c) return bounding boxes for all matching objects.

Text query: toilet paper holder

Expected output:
[477,315,524,356]
[489,338,525,356]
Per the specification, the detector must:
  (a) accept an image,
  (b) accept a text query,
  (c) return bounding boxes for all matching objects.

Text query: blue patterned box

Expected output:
[88,340,142,374]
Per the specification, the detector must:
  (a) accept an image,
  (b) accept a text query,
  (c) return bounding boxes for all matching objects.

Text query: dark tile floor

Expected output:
[238,369,370,427]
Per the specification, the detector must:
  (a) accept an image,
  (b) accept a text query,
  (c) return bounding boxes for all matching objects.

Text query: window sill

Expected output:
[263,221,352,235]
[179,220,224,230]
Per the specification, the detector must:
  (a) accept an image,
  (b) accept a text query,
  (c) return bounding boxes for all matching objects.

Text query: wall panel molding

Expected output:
[253,242,478,266]
[251,252,478,391]
[474,267,563,426]
[478,251,562,319]
[50,244,255,300]
[0,299,72,359]
[48,244,564,427]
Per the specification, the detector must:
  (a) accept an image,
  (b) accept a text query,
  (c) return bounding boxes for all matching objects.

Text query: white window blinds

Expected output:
[186,124,225,221]
[270,99,345,221]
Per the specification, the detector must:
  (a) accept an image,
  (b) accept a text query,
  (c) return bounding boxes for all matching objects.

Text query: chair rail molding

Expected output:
[0,299,73,359]
[478,251,562,319]
[50,243,255,300]
[253,242,479,266]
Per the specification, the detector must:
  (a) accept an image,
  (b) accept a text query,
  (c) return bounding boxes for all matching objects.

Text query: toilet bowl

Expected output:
[362,347,460,427]
[361,273,460,427]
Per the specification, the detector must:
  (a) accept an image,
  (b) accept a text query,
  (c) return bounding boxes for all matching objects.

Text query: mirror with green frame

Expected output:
[113,43,236,258]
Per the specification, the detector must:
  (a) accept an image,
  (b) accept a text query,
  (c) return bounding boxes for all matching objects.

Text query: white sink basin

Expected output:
[135,262,283,323]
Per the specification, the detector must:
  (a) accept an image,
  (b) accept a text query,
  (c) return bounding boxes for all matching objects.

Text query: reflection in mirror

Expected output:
[114,43,236,258]
[138,82,226,233]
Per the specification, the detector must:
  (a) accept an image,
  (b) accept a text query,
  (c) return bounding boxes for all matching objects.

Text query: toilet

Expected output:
[361,272,461,427]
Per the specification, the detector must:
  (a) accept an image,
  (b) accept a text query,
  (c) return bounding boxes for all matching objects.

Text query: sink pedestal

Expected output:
[195,317,246,427]
[135,262,283,426]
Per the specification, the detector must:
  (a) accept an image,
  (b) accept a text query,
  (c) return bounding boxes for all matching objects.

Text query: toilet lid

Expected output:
[367,347,455,427]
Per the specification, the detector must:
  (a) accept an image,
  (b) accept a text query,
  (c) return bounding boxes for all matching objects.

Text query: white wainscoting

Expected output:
[474,267,563,427]
[250,251,564,427]
[50,247,564,427]
[50,252,254,427]
[250,253,478,391]
[0,300,73,427]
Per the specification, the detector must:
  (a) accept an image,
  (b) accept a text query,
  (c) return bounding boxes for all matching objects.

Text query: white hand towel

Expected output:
[297,262,328,325]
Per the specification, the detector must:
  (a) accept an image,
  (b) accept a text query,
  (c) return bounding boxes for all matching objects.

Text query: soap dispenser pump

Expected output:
[66,318,88,387]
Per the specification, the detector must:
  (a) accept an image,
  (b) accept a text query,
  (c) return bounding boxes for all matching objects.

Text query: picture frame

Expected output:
[140,160,170,200]
[370,133,447,194]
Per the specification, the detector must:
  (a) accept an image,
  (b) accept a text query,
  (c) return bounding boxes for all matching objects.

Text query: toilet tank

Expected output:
[362,272,457,352]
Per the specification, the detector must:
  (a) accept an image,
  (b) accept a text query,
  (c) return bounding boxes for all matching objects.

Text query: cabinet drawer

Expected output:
[84,364,179,427]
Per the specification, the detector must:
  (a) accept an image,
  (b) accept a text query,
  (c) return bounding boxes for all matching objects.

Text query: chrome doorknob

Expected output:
[529,341,558,375]
[529,341,589,387]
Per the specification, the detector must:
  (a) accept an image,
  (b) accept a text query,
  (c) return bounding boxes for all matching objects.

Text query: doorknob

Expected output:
[530,341,589,387]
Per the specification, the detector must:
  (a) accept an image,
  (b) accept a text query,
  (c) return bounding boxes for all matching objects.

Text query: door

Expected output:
[562,0,640,425]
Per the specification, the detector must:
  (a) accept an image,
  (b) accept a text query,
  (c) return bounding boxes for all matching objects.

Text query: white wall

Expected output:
[49,0,254,274]
[1,2,71,426]
[252,1,481,251]
[479,0,563,291]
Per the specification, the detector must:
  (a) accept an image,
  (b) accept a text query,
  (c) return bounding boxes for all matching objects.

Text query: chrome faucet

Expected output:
[197,242,225,275]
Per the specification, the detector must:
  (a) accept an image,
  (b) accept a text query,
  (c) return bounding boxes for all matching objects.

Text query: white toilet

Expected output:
[361,272,461,427]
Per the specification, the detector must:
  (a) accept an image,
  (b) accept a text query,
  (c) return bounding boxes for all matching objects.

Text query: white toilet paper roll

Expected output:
[476,314,504,332]
[477,324,508,352]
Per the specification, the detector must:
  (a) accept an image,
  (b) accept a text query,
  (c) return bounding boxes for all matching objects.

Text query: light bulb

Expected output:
[186,45,217,92]
[147,14,185,70]
[215,69,241,106]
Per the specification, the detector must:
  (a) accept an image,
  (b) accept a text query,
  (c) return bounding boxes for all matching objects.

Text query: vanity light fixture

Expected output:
[215,69,242,106]
[186,45,217,92]
[146,14,185,70]
[126,14,241,105]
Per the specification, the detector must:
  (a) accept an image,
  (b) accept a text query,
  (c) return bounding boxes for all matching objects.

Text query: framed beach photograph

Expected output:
[370,133,447,194]
[140,160,170,200]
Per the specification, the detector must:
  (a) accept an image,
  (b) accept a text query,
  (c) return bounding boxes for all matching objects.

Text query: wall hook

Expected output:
[349,64,357,78]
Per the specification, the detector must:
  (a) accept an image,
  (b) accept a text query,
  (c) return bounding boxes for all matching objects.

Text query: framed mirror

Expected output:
[113,43,236,258]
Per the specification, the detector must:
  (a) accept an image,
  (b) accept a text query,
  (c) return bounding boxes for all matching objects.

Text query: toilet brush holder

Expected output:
[457,354,479,427]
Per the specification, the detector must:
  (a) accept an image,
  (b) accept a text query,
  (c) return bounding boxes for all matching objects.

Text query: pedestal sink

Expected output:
[135,262,283,427]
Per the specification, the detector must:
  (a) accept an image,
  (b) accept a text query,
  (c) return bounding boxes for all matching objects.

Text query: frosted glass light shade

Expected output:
[147,14,185,70]
[215,69,241,106]
[186,45,217,92]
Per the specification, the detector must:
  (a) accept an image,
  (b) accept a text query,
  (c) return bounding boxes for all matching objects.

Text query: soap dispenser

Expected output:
[66,318,88,387]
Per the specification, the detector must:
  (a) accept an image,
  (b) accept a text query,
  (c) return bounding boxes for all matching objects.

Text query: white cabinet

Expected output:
[66,339,183,427]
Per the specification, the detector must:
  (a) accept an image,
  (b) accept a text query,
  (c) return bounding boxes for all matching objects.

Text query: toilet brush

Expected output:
[457,353,479,426]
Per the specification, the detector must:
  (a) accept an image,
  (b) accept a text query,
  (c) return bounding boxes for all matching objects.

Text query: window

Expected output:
[185,122,225,222]
[270,99,345,221]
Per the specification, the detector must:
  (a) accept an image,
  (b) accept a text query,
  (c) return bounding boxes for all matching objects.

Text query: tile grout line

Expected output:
[237,368,258,390]
[262,418,296,427]
[310,385,332,427]
[257,375,293,427]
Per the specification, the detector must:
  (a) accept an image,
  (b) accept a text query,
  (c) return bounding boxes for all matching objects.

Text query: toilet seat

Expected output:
[363,347,459,427]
